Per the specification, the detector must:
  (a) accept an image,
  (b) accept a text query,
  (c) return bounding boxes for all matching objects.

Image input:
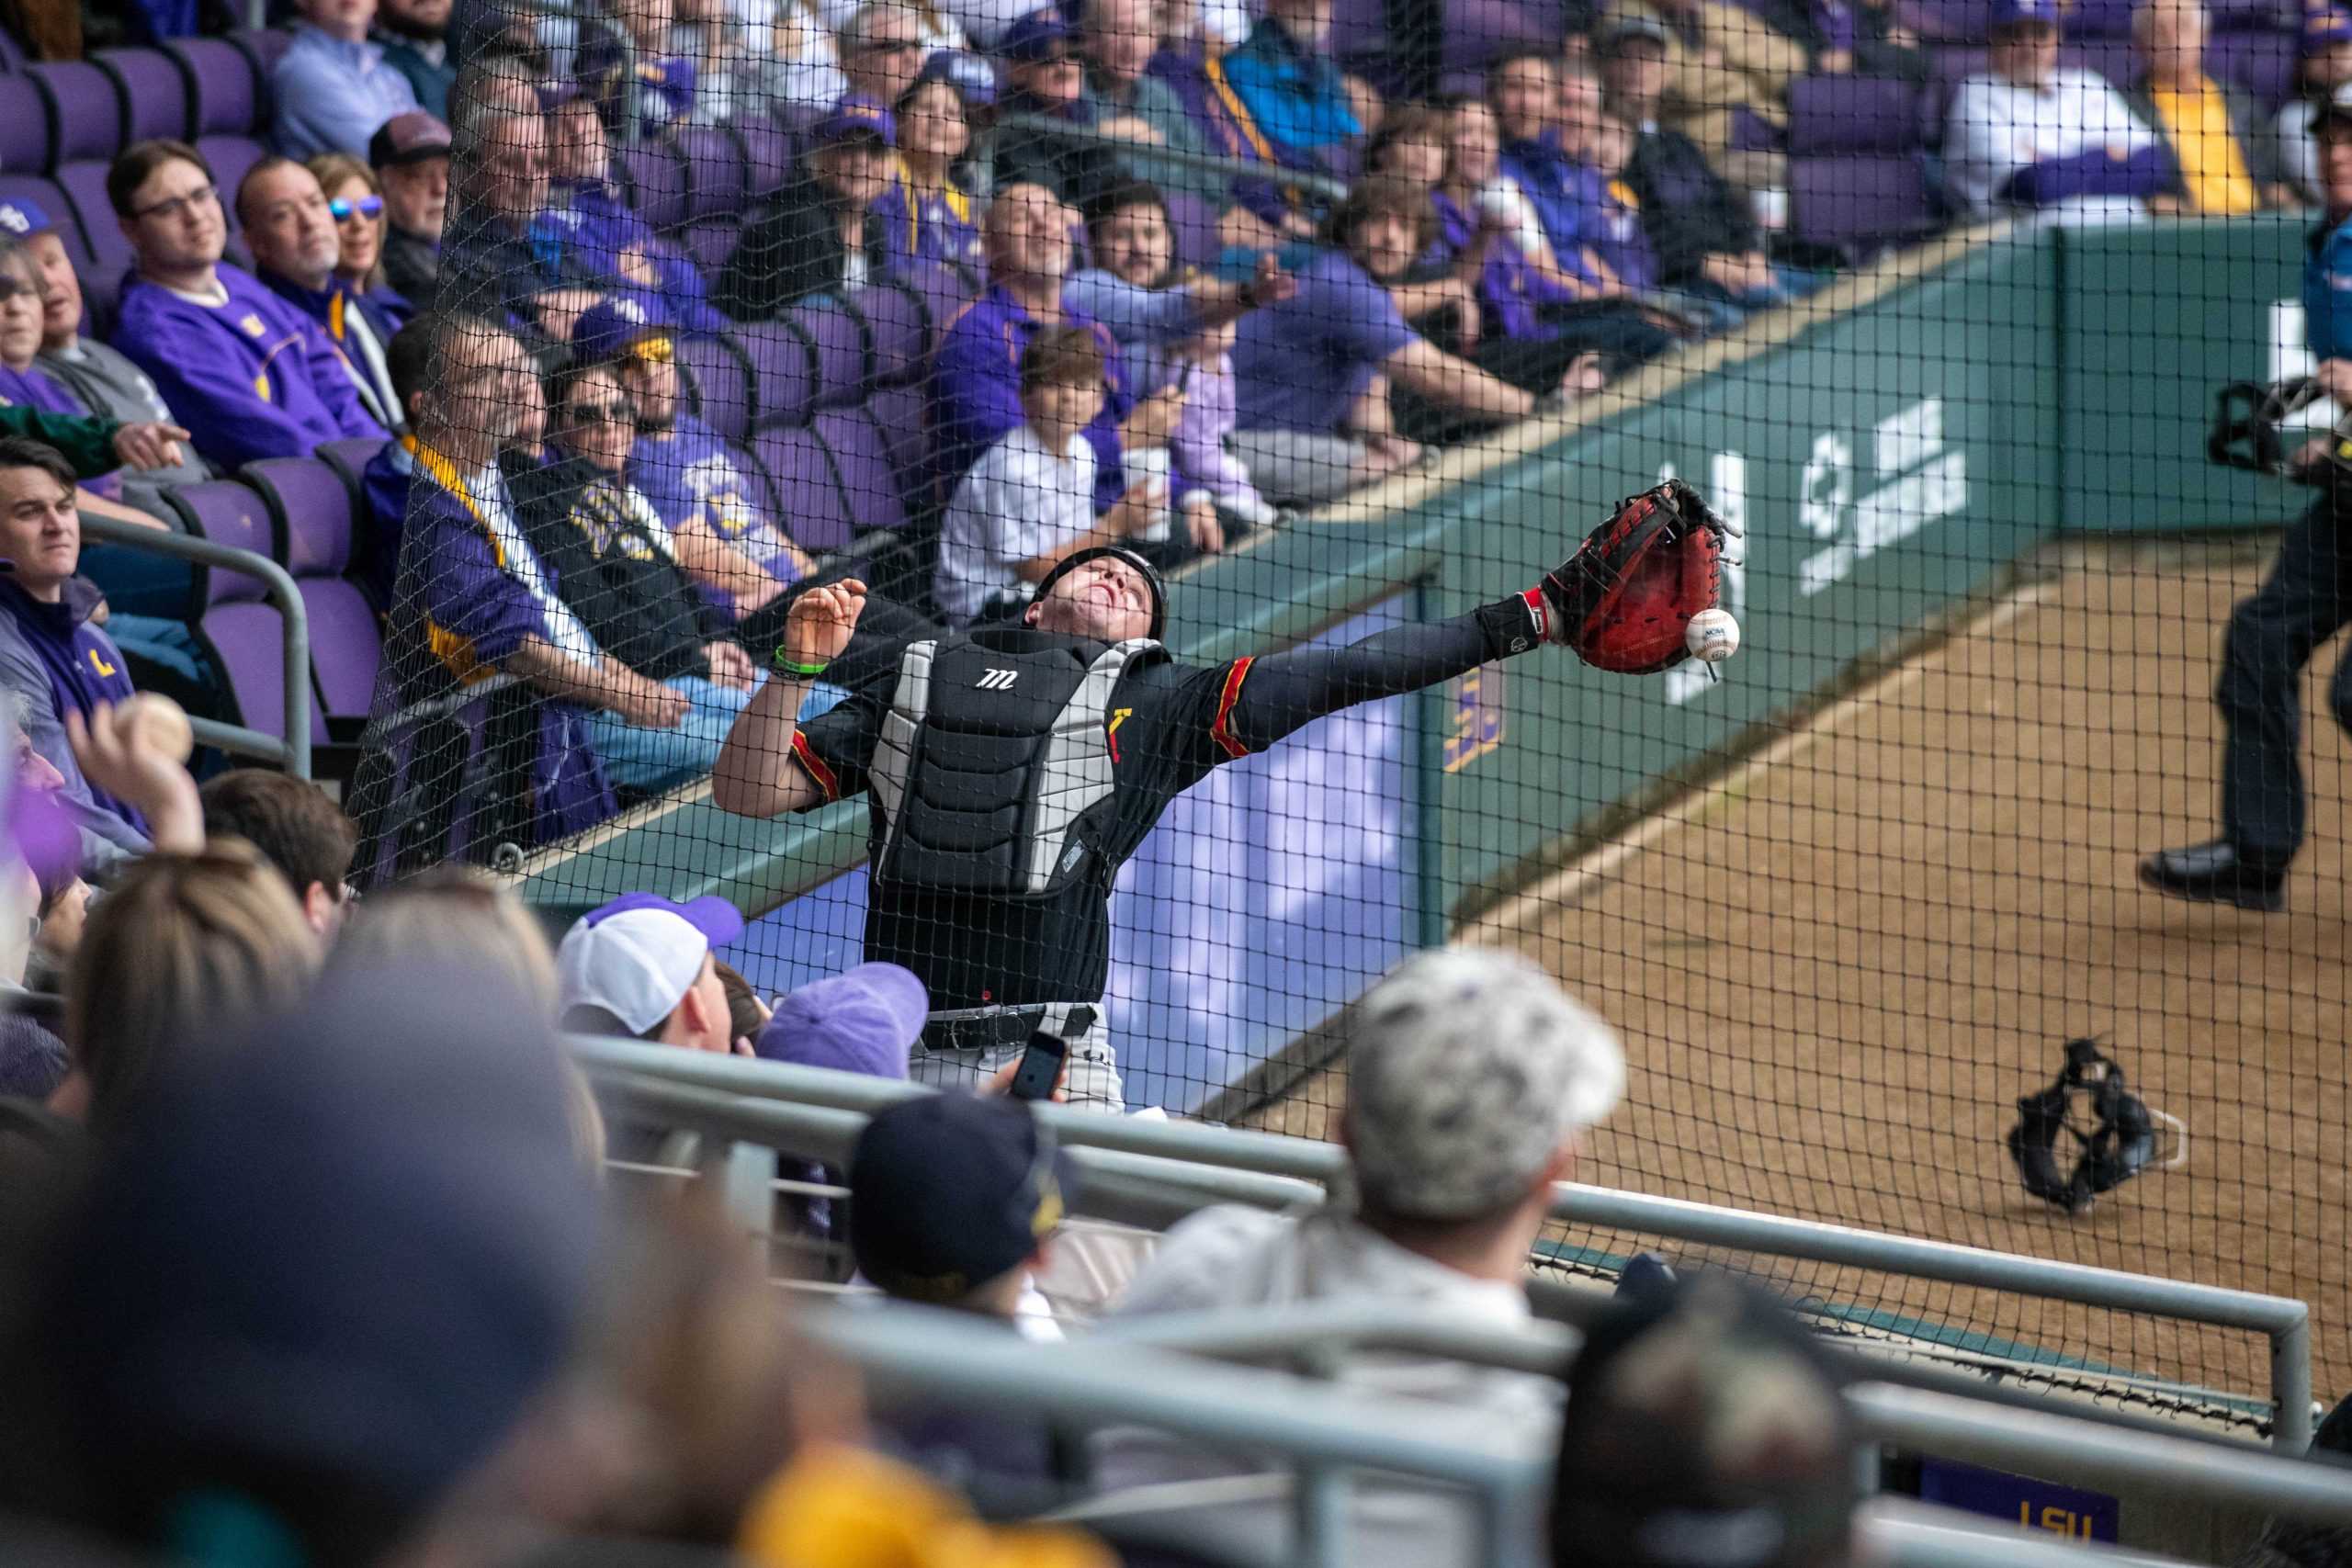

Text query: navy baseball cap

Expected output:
[848,1095,1076,1303]
[1033,544,1168,638]
[571,288,673,367]
[999,4,1076,62]
[1988,0,2058,30]
[754,961,929,1077]
[1553,1276,1859,1568]
[2308,5,2352,52]
[812,95,897,149]
[0,197,55,239]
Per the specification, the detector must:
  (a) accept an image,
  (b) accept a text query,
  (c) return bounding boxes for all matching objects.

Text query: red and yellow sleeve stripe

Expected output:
[1209,655,1256,760]
[790,730,841,802]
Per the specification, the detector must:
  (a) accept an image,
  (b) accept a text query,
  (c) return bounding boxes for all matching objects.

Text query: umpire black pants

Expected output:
[2216,481,2352,866]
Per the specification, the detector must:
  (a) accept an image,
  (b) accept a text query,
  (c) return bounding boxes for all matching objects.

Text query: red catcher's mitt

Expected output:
[1541,479,1729,673]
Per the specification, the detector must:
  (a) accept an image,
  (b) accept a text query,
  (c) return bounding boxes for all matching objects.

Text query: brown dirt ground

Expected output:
[1249,553,2352,1416]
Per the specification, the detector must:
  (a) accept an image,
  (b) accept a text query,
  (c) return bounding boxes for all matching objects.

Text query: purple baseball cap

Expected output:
[998,4,1076,62]
[2307,5,2352,54]
[0,197,55,240]
[753,962,929,1077]
[1988,0,2058,31]
[811,95,898,149]
[555,892,745,1034]
[570,288,673,367]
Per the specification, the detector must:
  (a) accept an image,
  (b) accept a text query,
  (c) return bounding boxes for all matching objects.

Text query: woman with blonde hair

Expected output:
[303,151,413,340]
[62,838,323,1127]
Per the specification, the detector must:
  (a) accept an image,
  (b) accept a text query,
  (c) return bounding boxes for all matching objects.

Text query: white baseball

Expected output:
[1685,608,1740,663]
[115,692,194,763]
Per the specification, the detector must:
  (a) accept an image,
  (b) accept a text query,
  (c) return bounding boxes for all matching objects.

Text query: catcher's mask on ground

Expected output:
[2209,378,2352,478]
[2006,1037,2188,1215]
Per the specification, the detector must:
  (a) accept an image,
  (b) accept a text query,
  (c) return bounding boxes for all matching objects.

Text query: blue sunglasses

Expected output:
[328,195,384,221]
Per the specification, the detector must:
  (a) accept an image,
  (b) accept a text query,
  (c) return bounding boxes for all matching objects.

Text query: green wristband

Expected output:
[774,652,831,679]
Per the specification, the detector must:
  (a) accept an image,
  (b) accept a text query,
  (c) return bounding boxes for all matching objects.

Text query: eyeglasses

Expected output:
[131,184,219,224]
[623,334,674,366]
[329,195,385,221]
[0,278,42,302]
[855,33,920,53]
[566,399,634,426]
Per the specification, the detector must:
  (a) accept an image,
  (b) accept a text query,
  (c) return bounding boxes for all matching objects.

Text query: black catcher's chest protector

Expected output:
[867,631,1166,898]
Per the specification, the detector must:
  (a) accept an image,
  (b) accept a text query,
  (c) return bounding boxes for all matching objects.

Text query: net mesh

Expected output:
[318,0,2345,1411]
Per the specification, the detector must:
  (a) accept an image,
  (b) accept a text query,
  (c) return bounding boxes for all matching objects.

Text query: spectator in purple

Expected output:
[0,242,171,537]
[239,159,404,434]
[272,0,424,161]
[1231,176,1591,505]
[15,201,212,525]
[929,182,1150,514]
[108,141,389,469]
[533,87,727,334]
[891,71,987,276]
[309,152,414,341]
[1148,10,1320,243]
[370,109,451,301]
[373,0,455,118]
[717,97,908,320]
[1492,53,1636,305]
[576,0,701,135]
[2279,7,2352,205]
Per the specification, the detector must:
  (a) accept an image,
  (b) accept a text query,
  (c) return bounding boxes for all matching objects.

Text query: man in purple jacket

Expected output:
[107,140,389,470]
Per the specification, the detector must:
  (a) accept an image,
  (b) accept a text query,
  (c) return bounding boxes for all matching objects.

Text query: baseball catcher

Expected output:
[713,480,1739,1111]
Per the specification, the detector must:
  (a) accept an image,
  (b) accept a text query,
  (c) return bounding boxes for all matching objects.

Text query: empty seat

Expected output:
[1789,76,1922,155]
[2212,32,2295,106]
[195,137,269,224]
[95,47,194,144]
[164,478,330,747]
[890,263,978,358]
[812,405,910,536]
[165,37,265,138]
[1161,189,1220,274]
[792,302,867,407]
[863,383,928,482]
[678,332,755,443]
[228,28,292,95]
[616,141,691,231]
[30,62,125,170]
[52,165,135,281]
[846,279,928,384]
[243,457,385,727]
[745,424,855,553]
[673,124,747,220]
[736,115,798,202]
[0,77,51,172]
[734,320,818,429]
[312,434,390,575]
[1792,154,1940,257]
[677,217,741,274]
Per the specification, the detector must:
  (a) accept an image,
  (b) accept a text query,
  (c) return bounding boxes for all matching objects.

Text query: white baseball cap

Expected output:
[555,893,746,1035]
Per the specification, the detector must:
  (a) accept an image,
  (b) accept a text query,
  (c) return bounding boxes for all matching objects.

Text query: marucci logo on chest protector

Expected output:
[975,669,1021,690]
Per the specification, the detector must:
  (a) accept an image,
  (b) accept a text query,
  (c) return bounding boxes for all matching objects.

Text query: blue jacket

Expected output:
[111,265,388,469]
[1220,17,1359,158]
[2306,211,2352,364]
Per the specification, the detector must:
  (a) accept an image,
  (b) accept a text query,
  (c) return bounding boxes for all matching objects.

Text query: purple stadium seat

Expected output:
[241,457,384,725]
[1790,76,1922,154]
[1792,154,1939,254]
[792,302,867,406]
[53,164,134,279]
[745,424,855,553]
[2213,32,2296,107]
[889,262,977,357]
[164,38,264,138]
[164,478,330,746]
[2061,40,2134,86]
[846,279,926,383]
[734,320,818,428]
[30,62,125,170]
[677,331,754,442]
[314,435,389,557]
[1437,0,1562,73]
[678,218,740,273]
[1331,0,1385,53]
[863,382,927,481]
[1162,189,1219,274]
[228,28,292,95]
[813,406,910,535]
[673,125,747,220]
[95,49,194,145]
[0,77,51,171]
[736,116,797,201]
[0,28,23,74]
[196,138,269,225]
[1904,0,1991,42]
[616,141,691,231]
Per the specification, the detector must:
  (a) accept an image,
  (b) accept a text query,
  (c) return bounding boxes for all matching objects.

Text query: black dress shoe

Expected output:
[2138,840,2287,912]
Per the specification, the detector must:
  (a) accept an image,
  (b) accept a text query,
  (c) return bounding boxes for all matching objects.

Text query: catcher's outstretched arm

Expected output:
[1215,595,1550,756]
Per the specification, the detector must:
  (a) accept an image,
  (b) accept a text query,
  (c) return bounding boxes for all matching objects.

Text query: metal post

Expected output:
[2275,1310,2316,1452]
[1294,1463,1350,1568]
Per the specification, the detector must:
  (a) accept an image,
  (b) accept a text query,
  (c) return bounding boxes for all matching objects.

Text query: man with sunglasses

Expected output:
[107,140,389,470]
[842,2,932,114]
[992,6,1123,208]
[239,158,404,433]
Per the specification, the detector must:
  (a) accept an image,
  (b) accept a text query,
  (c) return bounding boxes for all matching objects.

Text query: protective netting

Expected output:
[326,0,2346,1408]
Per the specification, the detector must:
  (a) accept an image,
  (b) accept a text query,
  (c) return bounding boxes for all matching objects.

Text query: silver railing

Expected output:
[572,1037,2316,1450]
[81,514,311,779]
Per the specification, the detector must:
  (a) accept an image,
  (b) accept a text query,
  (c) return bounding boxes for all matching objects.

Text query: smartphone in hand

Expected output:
[1009,1029,1069,1102]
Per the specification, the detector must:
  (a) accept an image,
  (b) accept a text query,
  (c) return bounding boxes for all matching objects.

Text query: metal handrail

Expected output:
[80,514,311,779]
[572,1037,2316,1450]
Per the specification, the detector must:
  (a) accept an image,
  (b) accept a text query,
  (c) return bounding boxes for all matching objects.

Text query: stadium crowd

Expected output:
[0,0,2324,854]
[0,677,1871,1562]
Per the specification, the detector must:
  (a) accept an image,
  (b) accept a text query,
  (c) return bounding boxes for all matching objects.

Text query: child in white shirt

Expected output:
[934,324,1163,626]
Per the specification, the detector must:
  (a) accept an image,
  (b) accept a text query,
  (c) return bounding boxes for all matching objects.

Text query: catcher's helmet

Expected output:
[2209,378,2352,479]
[1033,545,1168,640]
[2007,1037,2186,1215]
